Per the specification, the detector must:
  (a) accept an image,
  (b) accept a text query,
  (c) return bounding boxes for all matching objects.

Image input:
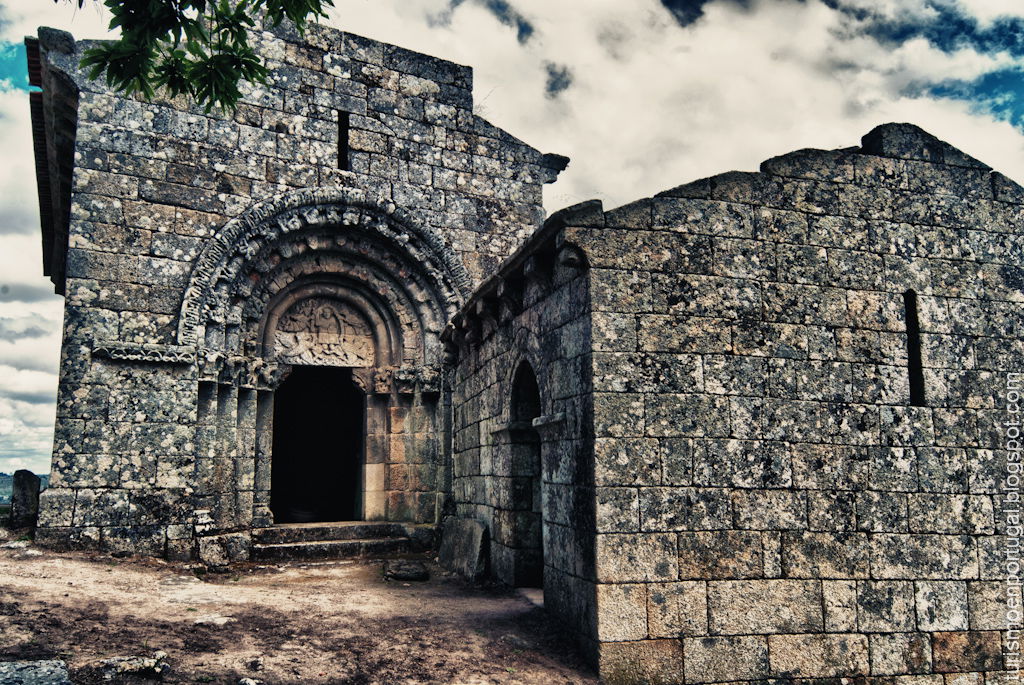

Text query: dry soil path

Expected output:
[0,537,595,684]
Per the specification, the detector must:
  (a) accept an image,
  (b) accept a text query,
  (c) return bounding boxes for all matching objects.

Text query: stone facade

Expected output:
[30,21,1022,685]
[447,126,1023,681]
[28,22,565,560]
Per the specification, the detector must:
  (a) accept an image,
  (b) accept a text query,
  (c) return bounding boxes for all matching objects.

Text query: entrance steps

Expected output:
[252,521,435,561]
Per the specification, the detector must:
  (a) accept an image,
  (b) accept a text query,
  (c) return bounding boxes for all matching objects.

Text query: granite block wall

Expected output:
[570,124,1023,683]
[450,124,1022,683]
[448,215,598,646]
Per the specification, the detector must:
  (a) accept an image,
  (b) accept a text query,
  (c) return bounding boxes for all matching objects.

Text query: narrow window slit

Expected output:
[337,111,350,171]
[903,289,926,406]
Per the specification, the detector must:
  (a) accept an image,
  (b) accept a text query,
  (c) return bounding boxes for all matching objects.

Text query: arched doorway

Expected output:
[179,191,469,532]
[510,362,543,588]
[270,366,365,523]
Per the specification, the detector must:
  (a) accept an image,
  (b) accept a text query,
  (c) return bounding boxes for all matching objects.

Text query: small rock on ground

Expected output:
[193,614,237,626]
[79,651,169,681]
[383,560,429,581]
[0,660,72,685]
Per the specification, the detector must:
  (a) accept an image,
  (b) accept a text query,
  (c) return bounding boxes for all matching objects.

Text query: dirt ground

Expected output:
[0,530,596,684]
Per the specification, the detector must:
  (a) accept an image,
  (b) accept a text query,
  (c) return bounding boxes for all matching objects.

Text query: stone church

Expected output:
[28,19,1022,685]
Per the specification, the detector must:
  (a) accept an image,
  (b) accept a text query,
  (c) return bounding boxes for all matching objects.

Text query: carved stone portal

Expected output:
[273,297,375,367]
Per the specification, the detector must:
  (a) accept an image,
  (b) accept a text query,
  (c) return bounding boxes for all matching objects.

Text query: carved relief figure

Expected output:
[274,297,376,367]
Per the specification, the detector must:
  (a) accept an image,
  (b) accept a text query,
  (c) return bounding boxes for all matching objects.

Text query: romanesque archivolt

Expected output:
[175,188,472,350]
[273,297,375,367]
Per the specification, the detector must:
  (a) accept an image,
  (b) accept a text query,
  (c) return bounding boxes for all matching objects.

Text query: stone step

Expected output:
[253,536,412,562]
[252,521,408,545]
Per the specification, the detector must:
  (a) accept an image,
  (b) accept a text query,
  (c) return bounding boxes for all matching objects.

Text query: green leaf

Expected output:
[70,0,334,110]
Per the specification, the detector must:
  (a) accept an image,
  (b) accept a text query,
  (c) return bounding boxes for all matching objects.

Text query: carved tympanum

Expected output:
[273,297,375,367]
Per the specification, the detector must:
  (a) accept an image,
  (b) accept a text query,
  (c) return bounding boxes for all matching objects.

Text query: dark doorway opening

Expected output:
[510,362,543,588]
[271,366,365,523]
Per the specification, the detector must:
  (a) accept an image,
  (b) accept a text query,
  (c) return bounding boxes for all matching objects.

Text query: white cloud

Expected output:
[323,0,1024,209]
[0,1,113,43]
[954,0,1023,27]
[0,77,63,476]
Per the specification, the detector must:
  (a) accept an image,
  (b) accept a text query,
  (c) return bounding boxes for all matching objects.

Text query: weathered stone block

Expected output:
[594,437,661,487]
[102,525,166,557]
[931,631,1002,673]
[809,490,856,532]
[781,531,870,578]
[870,632,933,675]
[640,487,732,532]
[857,580,916,631]
[0,660,73,684]
[693,439,791,489]
[596,487,639,532]
[9,470,42,529]
[646,581,707,637]
[968,580,1022,630]
[708,579,822,634]
[857,490,909,532]
[35,489,76,528]
[593,393,645,438]
[823,579,857,632]
[683,635,769,683]
[598,639,685,685]
[768,633,869,678]
[677,530,762,579]
[644,393,731,437]
[595,583,647,641]
[638,315,731,354]
[792,443,870,491]
[595,533,677,583]
[870,446,919,491]
[872,532,974,581]
[438,517,487,580]
[907,494,994,535]
[732,490,807,530]
[659,438,693,485]
[915,580,969,631]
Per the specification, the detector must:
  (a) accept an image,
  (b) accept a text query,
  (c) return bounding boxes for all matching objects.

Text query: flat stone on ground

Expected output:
[384,560,430,581]
[0,660,72,685]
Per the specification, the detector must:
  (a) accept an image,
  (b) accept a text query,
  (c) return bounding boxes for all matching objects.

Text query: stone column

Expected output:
[10,470,41,529]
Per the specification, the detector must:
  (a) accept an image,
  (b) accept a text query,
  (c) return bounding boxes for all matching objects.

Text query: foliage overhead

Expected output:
[60,0,334,111]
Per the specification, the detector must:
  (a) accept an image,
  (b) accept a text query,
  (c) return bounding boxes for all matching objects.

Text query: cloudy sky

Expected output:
[0,0,1023,474]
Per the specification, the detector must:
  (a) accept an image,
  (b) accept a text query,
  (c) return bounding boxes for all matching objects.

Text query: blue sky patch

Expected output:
[442,0,534,44]
[0,42,29,91]
[827,0,1024,57]
[544,62,572,98]
[660,0,753,27]
[930,67,1024,129]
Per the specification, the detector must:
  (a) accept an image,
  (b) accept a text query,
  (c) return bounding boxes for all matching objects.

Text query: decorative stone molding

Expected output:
[394,366,418,394]
[246,359,290,391]
[372,367,393,394]
[197,349,224,382]
[532,412,565,429]
[490,420,535,435]
[417,366,441,395]
[219,355,247,386]
[177,188,472,347]
[532,412,566,438]
[91,341,196,365]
